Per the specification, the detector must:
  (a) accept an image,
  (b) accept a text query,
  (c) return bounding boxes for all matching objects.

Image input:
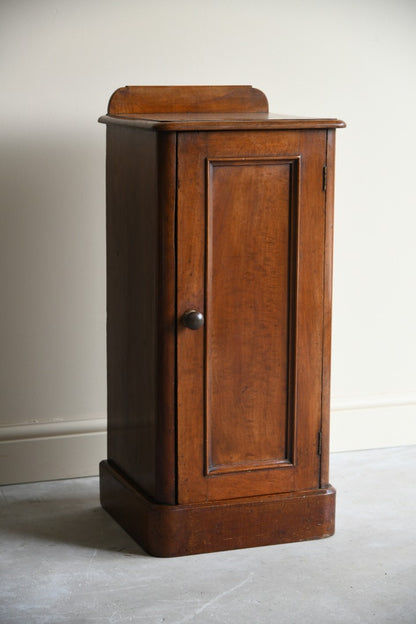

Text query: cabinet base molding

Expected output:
[100,461,335,557]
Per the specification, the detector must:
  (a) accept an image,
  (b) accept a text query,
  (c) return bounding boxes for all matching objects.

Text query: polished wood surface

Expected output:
[100,111,346,132]
[176,130,327,504]
[100,460,335,557]
[207,158,292,474]
[100,86,344,555]
[320,129,337,488]
[108,85,269,114]
[105,125,176,504]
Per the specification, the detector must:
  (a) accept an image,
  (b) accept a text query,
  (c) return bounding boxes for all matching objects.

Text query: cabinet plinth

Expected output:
[99,86,345,557]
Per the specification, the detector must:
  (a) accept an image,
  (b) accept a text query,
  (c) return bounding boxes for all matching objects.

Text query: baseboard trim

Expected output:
[0,418,106,441]
[330,399,416,452]
[332,395,416,411]
[0,418,106,485]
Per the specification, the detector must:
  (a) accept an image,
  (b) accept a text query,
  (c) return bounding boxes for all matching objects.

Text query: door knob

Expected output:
[182,309,204,330]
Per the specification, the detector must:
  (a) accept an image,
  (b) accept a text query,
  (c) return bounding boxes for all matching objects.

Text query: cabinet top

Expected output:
[99,85,345,131]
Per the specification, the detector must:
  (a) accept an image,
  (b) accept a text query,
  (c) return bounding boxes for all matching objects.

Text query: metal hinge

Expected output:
[317,431,323,455]
[322,165,327,192]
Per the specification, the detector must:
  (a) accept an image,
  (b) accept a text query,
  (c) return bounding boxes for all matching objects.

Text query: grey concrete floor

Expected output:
[0,446,415,624]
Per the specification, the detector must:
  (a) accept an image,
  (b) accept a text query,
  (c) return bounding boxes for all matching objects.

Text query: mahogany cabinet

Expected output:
[99,86,345,556]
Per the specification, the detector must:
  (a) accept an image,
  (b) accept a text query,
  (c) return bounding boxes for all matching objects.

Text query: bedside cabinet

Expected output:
[99,85,345,556]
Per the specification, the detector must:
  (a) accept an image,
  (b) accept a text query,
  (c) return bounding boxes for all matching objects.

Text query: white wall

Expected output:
[1,0,415,483]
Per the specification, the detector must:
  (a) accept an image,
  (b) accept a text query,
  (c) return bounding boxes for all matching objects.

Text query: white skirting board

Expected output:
[0,419,106,486]
[0,398,415,485]
[330,397,416,452]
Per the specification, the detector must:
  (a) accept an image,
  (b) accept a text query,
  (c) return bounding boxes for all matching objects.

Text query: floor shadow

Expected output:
[0,486,148,557]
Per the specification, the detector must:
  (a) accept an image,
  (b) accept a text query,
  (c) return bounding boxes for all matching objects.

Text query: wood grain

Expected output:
[176,130,327,504]
[100,459,336,557]
[100,112,346,132]
[108,85,269,114]
[101,86,344,555]
[105,125,176,504]
[205,157,296,475]
[320,129,336,488]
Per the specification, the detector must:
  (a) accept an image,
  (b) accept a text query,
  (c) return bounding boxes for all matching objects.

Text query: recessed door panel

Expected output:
[206,158,297,475]
[177,130,327,504]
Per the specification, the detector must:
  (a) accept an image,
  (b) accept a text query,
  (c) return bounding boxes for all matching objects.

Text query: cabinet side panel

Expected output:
[106,125,159,498]
[155,132,177,504]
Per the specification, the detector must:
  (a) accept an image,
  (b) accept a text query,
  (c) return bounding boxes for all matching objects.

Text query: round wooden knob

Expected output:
[182,309,204,330]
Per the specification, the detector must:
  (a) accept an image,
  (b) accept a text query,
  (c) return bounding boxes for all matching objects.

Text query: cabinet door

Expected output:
[177,130,327,504]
